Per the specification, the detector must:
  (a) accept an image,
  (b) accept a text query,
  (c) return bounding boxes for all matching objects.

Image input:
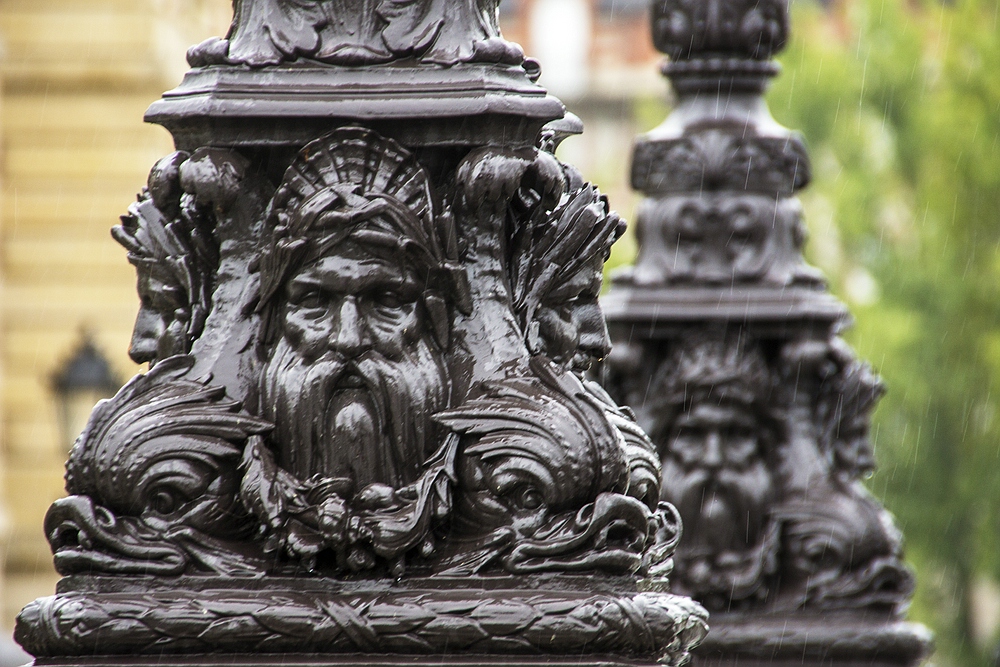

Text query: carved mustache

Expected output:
[674,468,740,503]
[667,466,772,550]
[300,352,375,390]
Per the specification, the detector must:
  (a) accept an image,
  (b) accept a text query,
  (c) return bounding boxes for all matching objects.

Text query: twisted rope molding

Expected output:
[17,587,707,666]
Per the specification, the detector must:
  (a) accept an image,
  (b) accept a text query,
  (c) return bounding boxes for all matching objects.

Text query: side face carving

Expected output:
[508,157,660,512]
[772,339,914,610]
[112,153,218,366]
[816,340,885,480]
[511,183,625,373]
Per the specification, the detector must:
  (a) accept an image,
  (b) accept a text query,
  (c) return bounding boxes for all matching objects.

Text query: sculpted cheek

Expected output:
[284,306,330,360]
[536,308,577,360]
[367,305,420,357]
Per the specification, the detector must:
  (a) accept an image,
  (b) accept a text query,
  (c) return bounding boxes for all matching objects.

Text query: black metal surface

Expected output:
[15,2,706,666]
[600,0,931,665]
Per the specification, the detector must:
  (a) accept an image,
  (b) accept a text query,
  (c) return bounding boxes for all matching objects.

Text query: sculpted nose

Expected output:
[576,304,612,360]
[703,431,723,471]
[330,297,369,357]
[128,305,164,365]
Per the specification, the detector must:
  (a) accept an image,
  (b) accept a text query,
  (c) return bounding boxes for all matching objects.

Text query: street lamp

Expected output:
[52,337,120,453]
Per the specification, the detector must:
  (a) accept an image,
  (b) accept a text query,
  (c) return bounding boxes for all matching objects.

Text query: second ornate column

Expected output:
[601,1,932,665]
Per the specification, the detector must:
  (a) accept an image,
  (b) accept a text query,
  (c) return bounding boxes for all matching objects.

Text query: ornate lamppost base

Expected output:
[34,657,682,667]
[17,576,708,667]
[692,614,932,667]
[14,3,709,667]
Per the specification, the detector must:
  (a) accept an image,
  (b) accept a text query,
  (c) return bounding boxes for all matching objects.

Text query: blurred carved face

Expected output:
[261,239,450,489]
[535,258,611,372]
[129,264,189,366]
[661,401,774,555]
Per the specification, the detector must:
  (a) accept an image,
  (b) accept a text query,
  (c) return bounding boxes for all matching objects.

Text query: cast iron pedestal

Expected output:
[601,1,932,665]
[15,2,706,666]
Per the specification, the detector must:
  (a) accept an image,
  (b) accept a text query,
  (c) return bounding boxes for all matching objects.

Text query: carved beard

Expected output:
[662,458,774,556]
[260,336,450,489]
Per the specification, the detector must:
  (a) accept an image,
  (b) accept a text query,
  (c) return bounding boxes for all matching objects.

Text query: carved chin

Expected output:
[503,493,651,574]
[45,496,188,576]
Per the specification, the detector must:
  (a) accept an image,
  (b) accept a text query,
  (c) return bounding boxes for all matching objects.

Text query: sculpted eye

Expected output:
[372,291,405,310]
[149,488,181,515]
[512,486,544,511]
[295,291,326,309]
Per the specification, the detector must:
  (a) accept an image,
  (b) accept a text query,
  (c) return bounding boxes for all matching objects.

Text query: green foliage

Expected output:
[767,1,1000,664]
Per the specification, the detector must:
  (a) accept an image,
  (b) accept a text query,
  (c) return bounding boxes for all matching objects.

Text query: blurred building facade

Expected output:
[0,0,232,627]
[0,0,661,630]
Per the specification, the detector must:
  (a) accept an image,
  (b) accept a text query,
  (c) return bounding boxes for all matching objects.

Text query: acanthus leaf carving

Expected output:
[631,131,811,195]
[23,65,706,659]
[191,0,524,68]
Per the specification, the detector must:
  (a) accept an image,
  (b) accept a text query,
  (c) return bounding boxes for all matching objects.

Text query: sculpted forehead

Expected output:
[676,402,756,429]
[287,242,420,297]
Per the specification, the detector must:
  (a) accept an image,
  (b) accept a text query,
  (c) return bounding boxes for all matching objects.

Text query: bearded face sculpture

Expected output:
[649,335,780,607]
[255,130,462,491]
[661,398,778,598]
[663,401,773,555]
[261,235,451,488]
[510,183,625,374]
[112,157,218,368]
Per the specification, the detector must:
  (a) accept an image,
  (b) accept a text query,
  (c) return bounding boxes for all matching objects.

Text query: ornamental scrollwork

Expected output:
[188,0,524,68]
[26,127,699,653]
[18,2,709,664]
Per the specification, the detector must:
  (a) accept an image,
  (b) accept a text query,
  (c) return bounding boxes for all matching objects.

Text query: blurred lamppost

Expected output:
[52,337,120,453]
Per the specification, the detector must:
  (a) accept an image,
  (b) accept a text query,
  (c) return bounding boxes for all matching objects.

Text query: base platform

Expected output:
[691,613,932,667]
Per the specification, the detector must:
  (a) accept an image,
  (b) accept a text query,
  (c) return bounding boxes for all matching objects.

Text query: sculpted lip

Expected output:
[332,364,367,390]
[335,372,366,389]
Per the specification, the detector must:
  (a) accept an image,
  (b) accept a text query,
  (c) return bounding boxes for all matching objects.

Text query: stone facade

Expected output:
[0,0,231,627]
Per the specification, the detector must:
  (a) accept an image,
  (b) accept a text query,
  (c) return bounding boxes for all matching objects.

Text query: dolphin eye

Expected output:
[149,488,180,515]
[513,486,543,511]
